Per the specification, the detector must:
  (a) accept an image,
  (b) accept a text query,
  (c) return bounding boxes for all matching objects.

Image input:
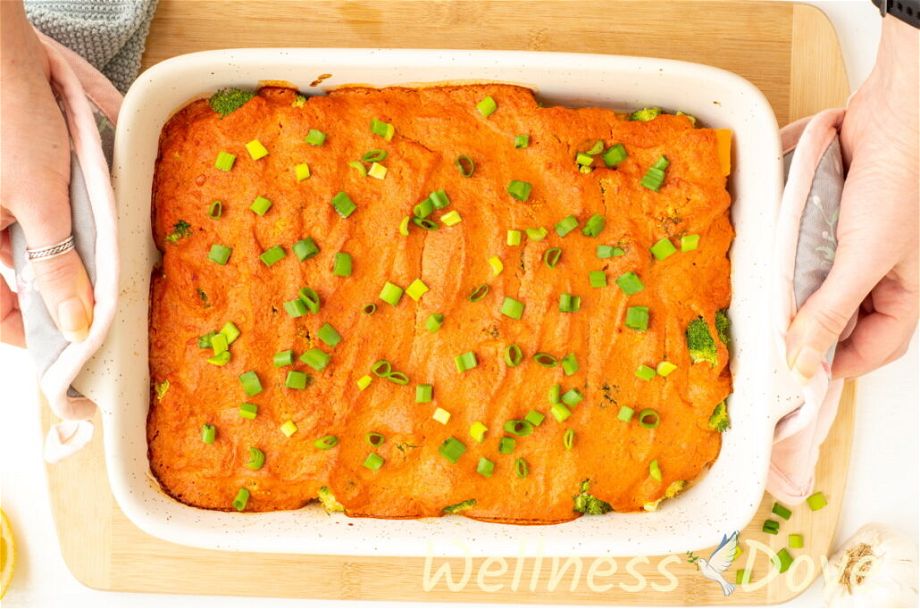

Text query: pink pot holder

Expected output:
[9,39,848,505]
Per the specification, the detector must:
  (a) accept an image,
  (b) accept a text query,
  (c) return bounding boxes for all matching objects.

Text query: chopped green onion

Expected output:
[314,435,339,450]
[425,313,444,332]
[469,421,488,443]
[273,350,294,367]
[368,162,387,180]
[370,118,395,141]
[385,371,409,385]
[681,234,700,252]
[543,247,563,268]
[763,520,780,535]
[260,245,286,266]
[563,428,575,450]
[499,437,516,454]
[555,215,579,237]
[476,96,497,117]
[584,139,605,155]
[399,216,411,236]
[198,332,216,349]
[649,459,662,482]
[239,371,262,397]
[362,149,387,163]
[589,270,607,288]
[317,322,341,347]
[455,155,475,177]
[596,244,625,259]
[232,488,250,511]
[534,352,558,367]
[650,237,677,260]
[503,344,523,367]
[438,437,466,463]
[561,353,579,376]
[416,383,433,403]
[506,229,522,246]
[362,303,377,316]
[440,210,462,226]
[413,217,439,231]
[500,296,525,320]
[635,365,656,381]
[432,406,451,424]
[616,271,645,295]
[210,333,229,356]
[524,410,545,426]
[366,432,385,447]
[503,419,533,437]
[280,419,298,437]
[293,237,320,261]
[488,256,504,276]
[548,383,561,404]
[617,406,634,422]
[641,155,670,191]
[245,139,268,160]
[201,423,216,444]
[300,348,331,371]
[559,293,582,313]
[239,402,258,419]
[298,287,321,313]
[774,549,793,574]
[371,360,392,377]
[789,534,804,549]
[561,388,583,406]
[219,321,240,344]
[454,351,478,373]
[806,492,827,511]
[514,134,529,148]
[284,298,308,318]
[331,191,357,218]
[250,195,272,216]
[356,374,373,390]
[208,244,232,265]
[285,370,309,389]
[514,458,529,479]
[214,151,236,172]
[429,189,450,209]
[379,281,404,306]
[332,252,352,277]
[406,278,429,301]
[625,306,650,331]
[245,446,265,470]
[348,160,367,177]
[363,453,385,470]
[507,180,532,202]
[602,143,627,167]
[581,214,606,238]
[295,163,311,181]
[414,198,434,219]
[772,502,792,520]
[467,284,490,302]
[208,200,223,218]
[305,128,326,146]
[656,361,678,377]
[638,408,660,429]
[629,107,661,121]
[476,457,495,478]
[575,152,594,167]
[207,351,231,366]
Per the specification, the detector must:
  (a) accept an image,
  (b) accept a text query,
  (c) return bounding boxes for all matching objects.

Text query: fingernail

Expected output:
[58,297,89,342]
[790,345,823,383]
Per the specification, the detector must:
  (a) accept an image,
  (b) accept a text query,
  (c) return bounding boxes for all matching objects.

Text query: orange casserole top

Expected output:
[149,84,733,521]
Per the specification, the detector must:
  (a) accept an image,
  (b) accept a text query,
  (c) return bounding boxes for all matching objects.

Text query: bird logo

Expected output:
[686,531,740,596]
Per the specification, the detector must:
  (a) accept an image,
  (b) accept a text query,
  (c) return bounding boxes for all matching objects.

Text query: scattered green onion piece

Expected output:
[584,139,604,155]
[317,322,341,347]
[681,234,700,252]
[362,149,387,163]
[561,353,579,376]
[534,352,558,368]
[476,95,497,117]
[469,421,488,443]
[386,371,409,385]
[245,139,268,160]
[214,151,236,172]
[305,128,326,146]
[250,195,272,216]
[439,437,466,463]
[640,155,670,191]
[413,217,439,231]
[293,237,319,261]
[514,458,529,479]
[559,293,582,313]
[455,155,475,177]
[650,237,677,260]
[514,134,529,148]
[507,180,532,202]
[581,214,606,237]
[596,244,625,259]
[366,432,385,447]
[629,107,661,121]
[356,374,373,390]
[371,360,392,377]
[649,459,662,482]
[507,229,522,246]
[425,313,444,332]
[347,160,367,177]
[232,488,250,511]
[602,143,627,167]
[499,437,516,454]
[503,344,523,367]
[280,420,298,437]
[198,332,216,349]
[314,435,339,450]
[772,502,792,520]
[399,215,411,236]
[503,419,534,437]
[429,189,450,209]
[295,163,310,182]
[201,423,216,444]
[763,520,781,534]
[219,322,240,345]
[806,491,828,511]
[656,361,678,377]
[432,406,451,424]
[589,270,607,288]
[454,351,478,373]
[543,247,562,268]
[416,383,433,403]
[440,210,462,226]
[555,215,579,237]
[370,118,395,141]
[476,457,495,478]
[362,303,377,316]
[414,198,434,219]
[625,306,650,331]
[467,284,490,302]
[332,252,352,277]
[363,453,384,470]
[638,408,660,429]
[331,191,357,218]
[368,162,387,180]
[260,245,286,266]
[500,296,525,320]
[208,200,223,219]
[284,298,307,318]
[635,365,657,381]
[298,287,321,313]
[524,410,545,426]
[245,446,265,470]
[488,256,503,276]
[548,383,561,404]
[615,271,645,295]
[239,371,263,396]
[789,534,804,549]
[273,350,295,367]
[207,351,231,366]
[561,388,583,406]
[379,281,404,306]
[617,406,635,422]
[575,152,594,167]
[563,428,575,450]
[406,278,429,301]
[300,348,331,371]
[239,402,258,419]
[210,332,229,356]
[285,370,309,390]
[208,244,232,265]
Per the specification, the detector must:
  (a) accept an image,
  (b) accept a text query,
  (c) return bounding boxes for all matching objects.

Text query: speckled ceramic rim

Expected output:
[79,48,785,557]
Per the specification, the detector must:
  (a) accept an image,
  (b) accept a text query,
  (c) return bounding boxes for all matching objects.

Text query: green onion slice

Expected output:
[314,435,339,450]
[563,428,575,450]
[555,215,579,237]
[467,284,490,302]
[371,360,392,377]
[507,180,532,202]
[638,408,661,429]
[504,344,523,367]
[363,303,377,315]
[582,214,606,237]
[366,432,386,447]
[439,436,467,463]
[455,155,475,177]
[363,453,384,470]
[534,352,558,367]
[385,371,409,385]
[245,447,265,470]
[425,313,444,332]
[454,351,478,373]
[500,296,525,320]
[514,458,529,479]
[543,247,562,268]
[361,149,388,163]
[208,200,223,219]
[201,423,216,444]
[232,488,250,511]
[298,287,321,313]
[503,419,534,437]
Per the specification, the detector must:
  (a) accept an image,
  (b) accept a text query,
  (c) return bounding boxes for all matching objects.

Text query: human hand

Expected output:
[786,15,919,381]
[1,0,94,346]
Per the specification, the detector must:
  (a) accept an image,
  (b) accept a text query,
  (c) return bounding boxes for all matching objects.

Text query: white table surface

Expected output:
[1,2,916,607]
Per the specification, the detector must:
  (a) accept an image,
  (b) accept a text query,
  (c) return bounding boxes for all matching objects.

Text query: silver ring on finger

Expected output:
[26,235,76,261]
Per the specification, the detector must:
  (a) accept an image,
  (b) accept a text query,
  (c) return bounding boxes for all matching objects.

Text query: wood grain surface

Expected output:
[44,0,852,604]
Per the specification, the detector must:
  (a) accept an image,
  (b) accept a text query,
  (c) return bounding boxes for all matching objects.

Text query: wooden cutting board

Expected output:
[43,0,852,604]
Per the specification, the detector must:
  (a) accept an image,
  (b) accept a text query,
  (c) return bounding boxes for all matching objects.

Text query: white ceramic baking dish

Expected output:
[78,48,787,557]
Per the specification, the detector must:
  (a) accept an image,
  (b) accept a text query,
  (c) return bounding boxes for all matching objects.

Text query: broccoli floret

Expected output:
[442,498,476,514]
[629,106,662,122]
[708,400,731,432]
[686,317,718,366]
[317,486,344,513]
[208,88,255,117]
[165,219,191,243]
[573,480,612,516]
[715,308,731,346]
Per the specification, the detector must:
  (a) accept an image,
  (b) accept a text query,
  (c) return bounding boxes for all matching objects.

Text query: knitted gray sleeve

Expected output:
[24,0,159,93]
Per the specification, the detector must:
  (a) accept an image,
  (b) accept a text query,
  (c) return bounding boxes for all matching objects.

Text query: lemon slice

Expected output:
[0,509,15,599]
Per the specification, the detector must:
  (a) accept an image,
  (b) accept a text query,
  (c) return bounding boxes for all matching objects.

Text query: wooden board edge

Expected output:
[789,3,851,120]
